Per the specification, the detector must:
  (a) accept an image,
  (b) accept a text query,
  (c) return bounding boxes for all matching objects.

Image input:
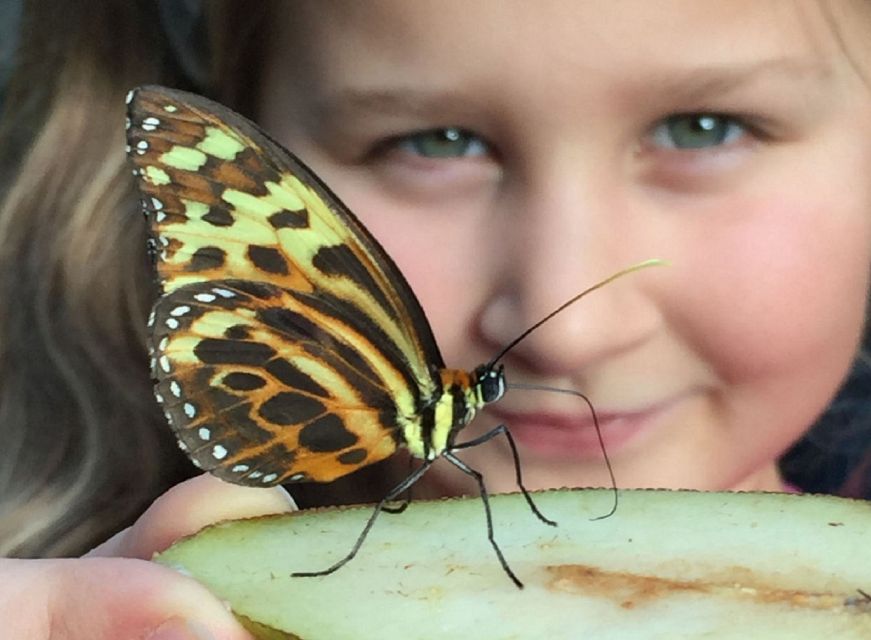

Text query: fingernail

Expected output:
[272,485,298,510]
[146,617,215,640]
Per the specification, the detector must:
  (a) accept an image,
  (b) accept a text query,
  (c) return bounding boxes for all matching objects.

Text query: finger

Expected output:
[89,474,297,559]
[3,556,253,640]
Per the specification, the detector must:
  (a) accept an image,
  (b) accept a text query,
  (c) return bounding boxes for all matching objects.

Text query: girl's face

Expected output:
[259,1,871,494]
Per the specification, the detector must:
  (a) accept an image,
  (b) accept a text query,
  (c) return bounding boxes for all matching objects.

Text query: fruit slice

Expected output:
[155,489,871,639]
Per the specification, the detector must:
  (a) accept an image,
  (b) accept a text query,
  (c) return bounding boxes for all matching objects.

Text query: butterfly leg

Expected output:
[451,424,557,527]
[441,450,524,589]
[382,454,417,515]
[291,459,434,579]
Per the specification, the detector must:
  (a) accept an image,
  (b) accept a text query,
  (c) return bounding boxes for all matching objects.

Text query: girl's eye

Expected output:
[650,113,747,150]
[393,127,489,159]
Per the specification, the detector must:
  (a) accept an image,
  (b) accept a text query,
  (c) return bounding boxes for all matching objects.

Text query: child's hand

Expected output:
[1,474,296,639]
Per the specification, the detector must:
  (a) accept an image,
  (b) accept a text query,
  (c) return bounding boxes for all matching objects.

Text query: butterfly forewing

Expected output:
[128,86,445,483]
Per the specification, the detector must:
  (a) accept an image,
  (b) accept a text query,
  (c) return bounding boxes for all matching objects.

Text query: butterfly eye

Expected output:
[477,365,506,404]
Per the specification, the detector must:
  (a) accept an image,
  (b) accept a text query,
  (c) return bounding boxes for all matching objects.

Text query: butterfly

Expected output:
[126,85,658,588]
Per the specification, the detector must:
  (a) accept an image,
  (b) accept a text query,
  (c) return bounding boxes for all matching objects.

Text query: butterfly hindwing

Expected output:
[150,279,402,484]
[127,85,444,483]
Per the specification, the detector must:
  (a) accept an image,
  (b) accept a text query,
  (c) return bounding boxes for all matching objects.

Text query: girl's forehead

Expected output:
[268,1,871,92]
[265,1,871,112]
[274,2,863,54]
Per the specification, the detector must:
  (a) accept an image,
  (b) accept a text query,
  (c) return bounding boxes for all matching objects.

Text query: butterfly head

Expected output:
[473,364,507,405]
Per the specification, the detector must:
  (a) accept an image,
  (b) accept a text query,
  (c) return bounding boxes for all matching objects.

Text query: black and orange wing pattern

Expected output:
[126,85,447,486]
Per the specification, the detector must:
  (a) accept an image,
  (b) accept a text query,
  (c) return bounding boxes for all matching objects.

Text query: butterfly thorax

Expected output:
[404,364,506,461]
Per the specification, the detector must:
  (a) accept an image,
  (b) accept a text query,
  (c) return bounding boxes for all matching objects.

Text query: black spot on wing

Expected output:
[337,448,367,465]
[258,391,325,426]
[264,359,329,397]
[224,324,251,340]
[247,245,289,275]
[298,414,358,452]
[222,371,267,391]
[187,246,226,271]
[193,338,276,365]
[202,206,235,227]
[268,209,308,229]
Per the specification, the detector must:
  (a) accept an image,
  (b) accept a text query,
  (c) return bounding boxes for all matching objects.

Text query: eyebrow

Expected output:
[312,87,488,123]
[311,57,833,125]
[630,57,833,103]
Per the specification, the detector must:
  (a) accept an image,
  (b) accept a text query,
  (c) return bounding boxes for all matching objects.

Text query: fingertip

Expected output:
[91,474,297,560]
[32,557,254,640]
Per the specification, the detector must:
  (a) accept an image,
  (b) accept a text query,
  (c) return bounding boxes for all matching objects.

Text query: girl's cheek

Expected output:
[671,191,869,384]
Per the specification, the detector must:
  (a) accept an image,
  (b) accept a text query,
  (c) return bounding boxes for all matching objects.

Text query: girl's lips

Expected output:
[486,396,682,459]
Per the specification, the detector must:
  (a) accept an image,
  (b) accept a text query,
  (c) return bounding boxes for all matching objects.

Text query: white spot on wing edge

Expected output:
[193,292,217,303]
[164,103,178,113]
[125,89,134,104]
[183,403,196,419]
[198,426,211,441]
[212,444,228,460]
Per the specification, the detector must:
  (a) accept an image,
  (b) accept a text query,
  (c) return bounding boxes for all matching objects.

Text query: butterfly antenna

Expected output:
[486,259,666,369]
[507,382,618,520]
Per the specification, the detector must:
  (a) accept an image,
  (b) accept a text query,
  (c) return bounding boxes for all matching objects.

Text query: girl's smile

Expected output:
[260,0,871,495]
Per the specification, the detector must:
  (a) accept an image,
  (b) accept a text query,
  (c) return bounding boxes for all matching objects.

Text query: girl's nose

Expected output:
[477,166,663,375]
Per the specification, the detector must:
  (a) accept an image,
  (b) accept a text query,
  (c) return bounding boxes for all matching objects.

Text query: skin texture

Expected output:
[257,0,871,496]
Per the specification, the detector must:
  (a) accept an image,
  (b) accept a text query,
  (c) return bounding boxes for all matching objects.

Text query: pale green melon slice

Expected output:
[155,489,871,639]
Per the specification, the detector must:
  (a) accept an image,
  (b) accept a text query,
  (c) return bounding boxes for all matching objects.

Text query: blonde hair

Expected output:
[0,0,267,556]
